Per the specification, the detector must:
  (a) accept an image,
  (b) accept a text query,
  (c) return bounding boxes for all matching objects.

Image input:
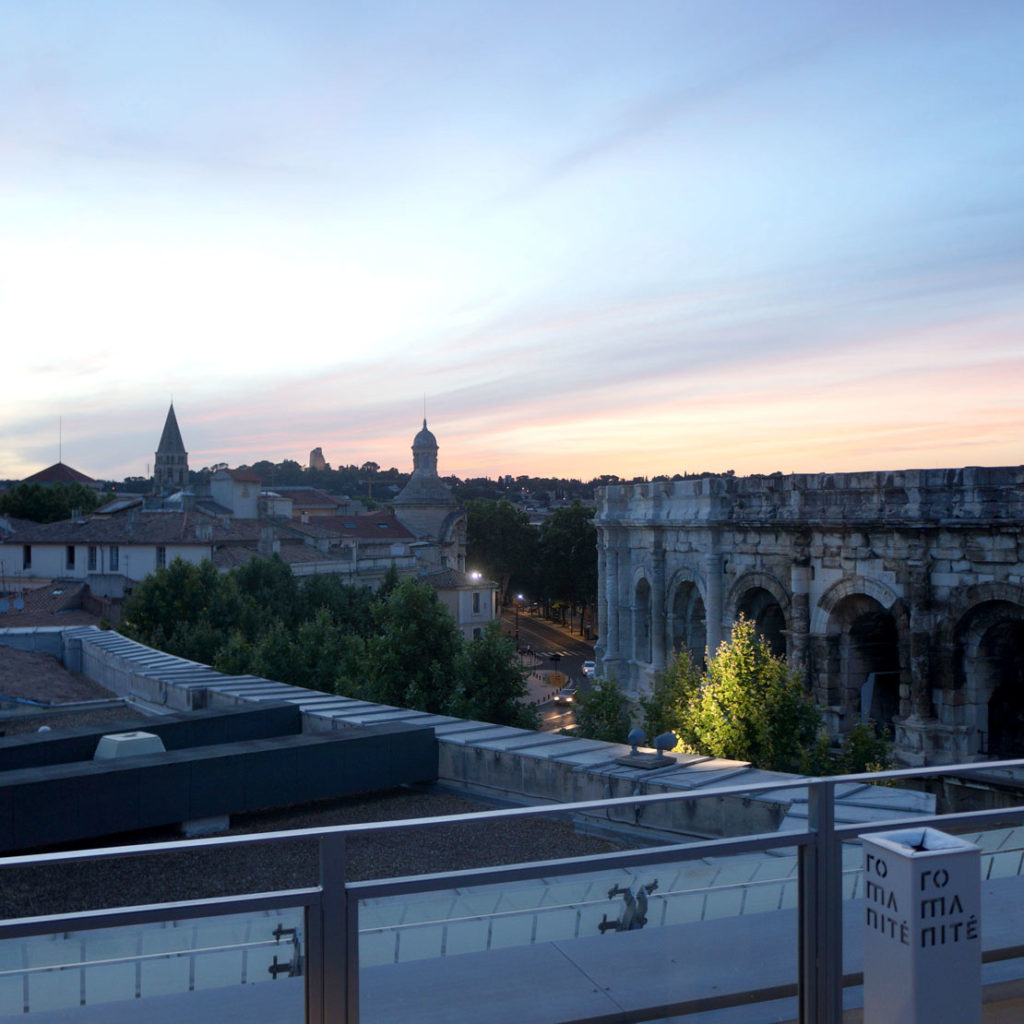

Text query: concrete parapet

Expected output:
[0,627,933,846]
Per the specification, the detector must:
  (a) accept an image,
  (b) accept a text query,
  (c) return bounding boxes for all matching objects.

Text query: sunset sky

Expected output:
[2,1,1022,483]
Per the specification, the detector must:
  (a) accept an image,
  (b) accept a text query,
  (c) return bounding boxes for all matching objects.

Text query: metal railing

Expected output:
[3,760,1024,1022]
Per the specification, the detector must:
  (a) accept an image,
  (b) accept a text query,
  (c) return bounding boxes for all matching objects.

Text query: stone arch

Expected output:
[812,576,901,635]
[665,566,707,667]
[726,571,790,659]
[633,570,652,664]
[946,585,1024,759]
[813,577,906,736]
[935,582,1024,651]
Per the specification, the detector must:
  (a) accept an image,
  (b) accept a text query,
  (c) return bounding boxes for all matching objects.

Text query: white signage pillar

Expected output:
[860,827,981,1024]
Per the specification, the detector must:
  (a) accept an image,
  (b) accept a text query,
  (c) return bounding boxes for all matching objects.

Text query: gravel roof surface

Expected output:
[0,646,112,705]
[2,788,624,920]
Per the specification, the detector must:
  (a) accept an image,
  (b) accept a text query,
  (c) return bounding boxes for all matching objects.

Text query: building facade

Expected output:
[596,467,1024,766]
[420,568,500,641]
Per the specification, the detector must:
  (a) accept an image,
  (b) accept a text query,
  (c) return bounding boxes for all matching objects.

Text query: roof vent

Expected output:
[94,731,166,760]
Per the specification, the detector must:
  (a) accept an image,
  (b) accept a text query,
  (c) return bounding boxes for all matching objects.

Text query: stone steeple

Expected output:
[154,403,189,492]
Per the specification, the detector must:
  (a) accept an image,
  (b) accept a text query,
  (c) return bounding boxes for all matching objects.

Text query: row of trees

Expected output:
[574,618,892,775]
[120,557,537,729]
[0,482,103,523]
[466,499,598,627]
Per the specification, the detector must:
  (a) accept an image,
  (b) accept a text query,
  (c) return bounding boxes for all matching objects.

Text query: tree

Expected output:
[296,572,374,634]
[121,556,537,724]
[639,646,702,741]
[249,619,297,684]
[356,579,463,713]
[232,555,299,635]
[121,558,226,649]
[448,621,537,729]
[466,499,538,599]
[213,630,256,676]
[573,677,632,744]
[536,500,597,628]
[649,618,822,773]
[0,481,102,523]
[287,607,367,692]
[835,720,895,774]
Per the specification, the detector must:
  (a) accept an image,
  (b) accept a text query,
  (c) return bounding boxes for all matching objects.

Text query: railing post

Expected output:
[800,779,843,1024]
[314,832,355,1024]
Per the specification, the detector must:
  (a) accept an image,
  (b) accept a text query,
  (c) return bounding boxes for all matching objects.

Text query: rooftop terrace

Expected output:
[2,627,1023,1021]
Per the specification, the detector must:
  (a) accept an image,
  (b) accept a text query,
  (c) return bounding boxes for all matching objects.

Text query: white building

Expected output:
[420,567,500,641]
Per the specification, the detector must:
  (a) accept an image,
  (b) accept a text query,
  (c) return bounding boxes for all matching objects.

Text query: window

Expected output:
[22,545,31,571]
[472,592,481,614]
[473,627,482,640]
[88,546,97,571]
[110,545,119,571]
[156,546,166,568]
[66,545,75,571]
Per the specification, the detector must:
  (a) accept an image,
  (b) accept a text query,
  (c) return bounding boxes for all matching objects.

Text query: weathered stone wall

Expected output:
[596,467,1024,766]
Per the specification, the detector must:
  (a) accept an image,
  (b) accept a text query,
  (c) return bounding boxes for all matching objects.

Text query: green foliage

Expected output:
[448,621,538,730]
[0,481,102,523]
[360,579,463,713]
[639,646,702,741]
[232,555,299,634]
[374,562,401,602]
[212,630,255,675]
[121,558,534,727]
[249,619,296,684]
[649,618,821,773]
[574,677,632,744]
[835,720,895,775]
[794,720,896,778]
[295,571,375,634]
[536,500,597,610]
[465,499,538,599]
[121,558,225,648]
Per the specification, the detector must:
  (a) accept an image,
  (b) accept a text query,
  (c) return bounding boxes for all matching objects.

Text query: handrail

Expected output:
[1,760,1024,1024]
[0,887,321,941]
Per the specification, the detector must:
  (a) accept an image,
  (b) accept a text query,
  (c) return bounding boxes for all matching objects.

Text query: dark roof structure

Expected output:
[4,511,258,546]
[156,404,187,455]
[420,567,495,590]
[268,487,351,513]
[218,469,263,483]
[22,462,95,485]
[283,512,414,541]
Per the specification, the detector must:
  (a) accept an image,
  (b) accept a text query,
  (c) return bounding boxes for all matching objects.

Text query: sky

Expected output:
[2,1,1022,483]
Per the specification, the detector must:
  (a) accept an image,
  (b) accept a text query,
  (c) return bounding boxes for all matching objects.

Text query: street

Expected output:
[501,606,594,731]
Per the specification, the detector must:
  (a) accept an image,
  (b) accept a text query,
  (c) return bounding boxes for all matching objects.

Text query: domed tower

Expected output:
[392,419,466,570]
[154,403,189,493]
[412,420,439,475]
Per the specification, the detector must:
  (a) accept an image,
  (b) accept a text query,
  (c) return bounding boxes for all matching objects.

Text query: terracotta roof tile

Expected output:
[283,512,413,541]
[268,487,349,509]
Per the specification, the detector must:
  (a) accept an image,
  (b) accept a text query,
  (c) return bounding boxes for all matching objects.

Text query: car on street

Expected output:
[553,682,578,705]
[582,661,596,678]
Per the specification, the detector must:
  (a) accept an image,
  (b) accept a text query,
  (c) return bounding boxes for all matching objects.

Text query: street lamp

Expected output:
[515,593,523,641]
